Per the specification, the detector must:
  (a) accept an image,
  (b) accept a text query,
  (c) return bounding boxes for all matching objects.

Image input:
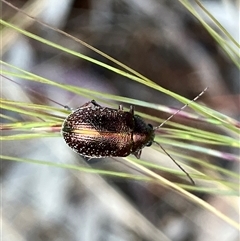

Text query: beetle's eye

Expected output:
[146,141,152,147]
[148,124,153,129]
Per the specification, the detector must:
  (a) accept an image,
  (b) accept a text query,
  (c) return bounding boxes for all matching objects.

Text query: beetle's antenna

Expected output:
[154,142,195,185]
[152,88,208,185]
[154,87,208,130]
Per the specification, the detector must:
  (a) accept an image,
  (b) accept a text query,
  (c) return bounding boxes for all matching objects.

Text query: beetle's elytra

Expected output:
[61,100,154,158]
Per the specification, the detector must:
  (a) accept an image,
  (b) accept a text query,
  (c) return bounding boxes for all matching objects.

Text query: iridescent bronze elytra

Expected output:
[61,100,154,159]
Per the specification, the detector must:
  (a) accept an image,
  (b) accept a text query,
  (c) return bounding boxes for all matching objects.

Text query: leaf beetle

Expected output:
[62,88,207,185]
[61,100,155,159]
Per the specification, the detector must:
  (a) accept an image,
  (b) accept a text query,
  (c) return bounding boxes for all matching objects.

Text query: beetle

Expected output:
[62,87,207,160]
[61,100,154,159]
[62,88,207,185]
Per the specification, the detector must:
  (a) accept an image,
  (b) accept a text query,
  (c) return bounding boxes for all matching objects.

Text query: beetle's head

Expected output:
[145,123,155,147]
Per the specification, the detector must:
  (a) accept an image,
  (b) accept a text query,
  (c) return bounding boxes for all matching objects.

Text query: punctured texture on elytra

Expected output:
[61,100,155,158]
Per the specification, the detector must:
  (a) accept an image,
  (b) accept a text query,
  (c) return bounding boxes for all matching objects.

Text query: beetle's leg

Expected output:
[76,100,102,109]
[84,157,92,161]
[90,100,102,107]
[133,150,142,159]
[64,100,101,111]
[130,105,134,115]
[118,105,124,111]
[79,101,95,108]
[64,105,73,111]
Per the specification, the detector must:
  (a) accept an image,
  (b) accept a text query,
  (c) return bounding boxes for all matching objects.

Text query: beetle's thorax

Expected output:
[132,115,155,153]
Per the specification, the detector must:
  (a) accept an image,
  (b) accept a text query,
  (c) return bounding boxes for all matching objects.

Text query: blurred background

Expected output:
[1,0,239,241]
